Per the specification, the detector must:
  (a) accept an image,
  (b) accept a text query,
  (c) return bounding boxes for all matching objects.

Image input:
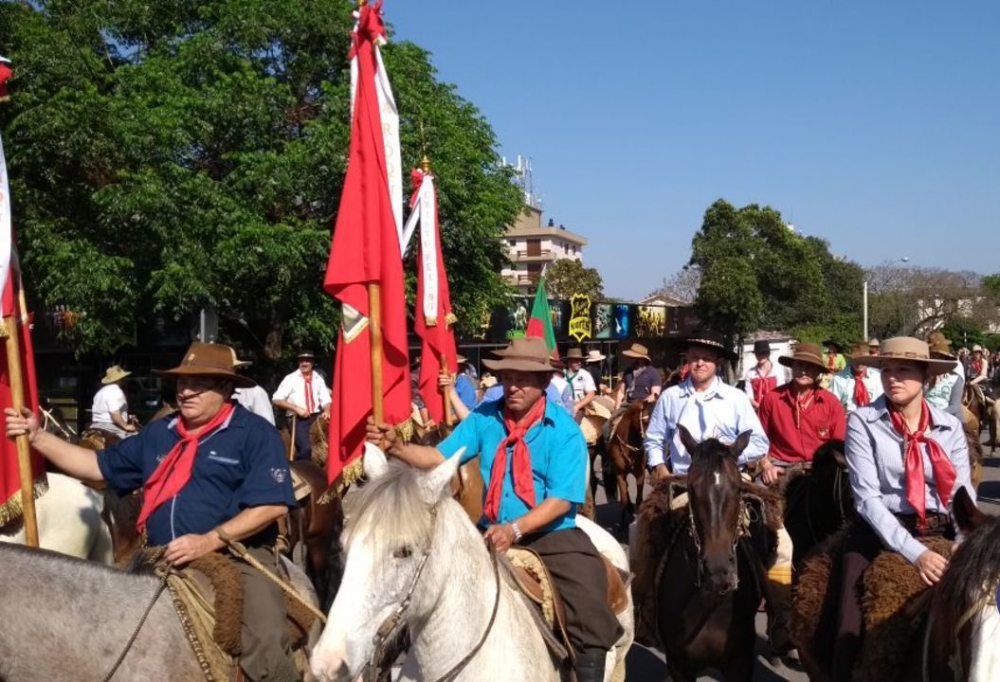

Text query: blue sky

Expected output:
[388,1,1000,301]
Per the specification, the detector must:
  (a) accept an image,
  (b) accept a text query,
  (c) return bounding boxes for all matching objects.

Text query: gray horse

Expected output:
[0,544,319,681]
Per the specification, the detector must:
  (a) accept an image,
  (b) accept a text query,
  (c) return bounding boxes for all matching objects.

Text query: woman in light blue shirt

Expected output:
[833,337,971,682]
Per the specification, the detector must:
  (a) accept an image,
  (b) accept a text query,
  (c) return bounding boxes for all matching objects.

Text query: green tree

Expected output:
[0,0,520,361]
[544,258,604,300]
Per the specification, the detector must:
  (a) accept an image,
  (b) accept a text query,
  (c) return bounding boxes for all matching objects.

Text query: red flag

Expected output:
[0,57,11,102]
[323,1,410,487]
[410,168,457,424]
[0,86,45,524]
[525,276,558,356]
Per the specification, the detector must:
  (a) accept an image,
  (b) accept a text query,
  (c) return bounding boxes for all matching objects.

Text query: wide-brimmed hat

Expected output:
[585,350,606,363]
[848,341,871,359]
[565,348,585,361]
[929,341,956,360]
[972,344,985,353]
[296,350,317,360]
[778,343,828,372]
[868,338,880,348]
[687,330,737,361]
[483,337,558,373]
[101,365,131,385]
[456,354,468,364]
[228,348,252,368]
[927,331,951,348]
[156,342,257,388]
[852,337,956,376]
[752,340,771,355]
[622,342,651,361]
[822,338,842,351]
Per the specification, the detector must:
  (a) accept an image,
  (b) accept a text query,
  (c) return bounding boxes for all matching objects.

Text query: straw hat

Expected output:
[778,343,827,372]
[483,337,558,373]
[101,365,131,385]
[564,348,585,361]
[585,350,607,363]
[622,342,651,361]
[927,331,951,348]
[972,344,985,353]
[851,337,956,376]
[229,348,252,368]
[868,338,880,348]
[156,342,257,387]
[456,354,468,364]
[929,340,956,360]
[687,330,738,361]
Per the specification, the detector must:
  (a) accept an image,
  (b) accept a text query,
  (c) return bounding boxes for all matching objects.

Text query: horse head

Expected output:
[312,443,466,682]
[678,425,751,594]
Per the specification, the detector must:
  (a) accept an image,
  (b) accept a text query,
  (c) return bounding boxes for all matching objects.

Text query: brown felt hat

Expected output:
[482,337,558,373]
[156,342,257,388]
[778,343,828,372]
[849,341,871,358]
[852,337,956,376]
[565,348,585,360]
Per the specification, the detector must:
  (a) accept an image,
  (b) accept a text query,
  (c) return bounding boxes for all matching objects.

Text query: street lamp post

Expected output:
[864,257,909,342]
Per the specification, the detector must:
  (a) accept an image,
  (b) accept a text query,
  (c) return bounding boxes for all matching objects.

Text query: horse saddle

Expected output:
[581,398,615,445]
[289,467,312,503]
[504,546,629,655]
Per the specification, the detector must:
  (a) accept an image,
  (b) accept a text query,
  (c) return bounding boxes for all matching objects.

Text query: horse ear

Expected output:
[952,486,986,534]
[731,430,752,459]
[363,442,389,480]
[419,448,465,505]
[678,424,699,455]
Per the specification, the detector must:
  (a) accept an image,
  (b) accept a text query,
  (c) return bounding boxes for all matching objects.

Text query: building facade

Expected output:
[501,205,588,295]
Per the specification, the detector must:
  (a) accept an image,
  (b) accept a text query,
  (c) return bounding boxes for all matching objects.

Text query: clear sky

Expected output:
[387,1,1000,301]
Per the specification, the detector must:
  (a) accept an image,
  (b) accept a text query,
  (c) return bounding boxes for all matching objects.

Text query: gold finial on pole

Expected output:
[420,155,431,174]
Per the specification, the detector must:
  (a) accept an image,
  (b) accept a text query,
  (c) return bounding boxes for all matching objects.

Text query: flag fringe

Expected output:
[319,418,416,504]
[0,474,48,531]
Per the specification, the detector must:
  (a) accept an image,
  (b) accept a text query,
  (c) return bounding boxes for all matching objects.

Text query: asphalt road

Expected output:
[601,434,1000,681]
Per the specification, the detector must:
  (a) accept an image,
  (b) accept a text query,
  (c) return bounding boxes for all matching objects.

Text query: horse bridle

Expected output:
[686,490,745,594]
[361,507,502,682]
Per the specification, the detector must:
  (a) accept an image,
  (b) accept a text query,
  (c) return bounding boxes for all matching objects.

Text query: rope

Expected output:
[103,548,170,682]
[214,527,327,624]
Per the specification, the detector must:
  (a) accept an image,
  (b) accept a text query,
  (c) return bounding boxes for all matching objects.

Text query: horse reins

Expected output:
[362,508,502,682]
[102,549,171,682]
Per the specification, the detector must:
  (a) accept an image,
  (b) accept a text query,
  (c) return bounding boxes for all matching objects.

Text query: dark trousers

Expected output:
[832,514,950,682]
[293,414,318,462]
[238,547,299,682]
[520,527,624,655]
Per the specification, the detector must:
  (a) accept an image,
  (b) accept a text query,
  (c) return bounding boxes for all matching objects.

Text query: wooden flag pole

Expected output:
[368,282,384,424]
[2,309,38,547]
[441,352,454,427]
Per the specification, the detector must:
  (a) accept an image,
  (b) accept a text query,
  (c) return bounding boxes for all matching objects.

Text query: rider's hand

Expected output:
[438,372,453,388]
[484,524,516,553]
[124,423,138,433]
[914,549,949,586]
[365,417,398,451]
[4,407,41,444]
[296,407,311,419]
[164,532,223,566]
[761,460,784,485]
[653,464,670,480]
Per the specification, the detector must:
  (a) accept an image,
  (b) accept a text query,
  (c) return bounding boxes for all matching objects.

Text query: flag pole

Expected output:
[368,283,384,424]
[2,299,38,547]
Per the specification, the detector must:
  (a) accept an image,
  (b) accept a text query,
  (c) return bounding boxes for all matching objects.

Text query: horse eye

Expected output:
[393,546,412,559]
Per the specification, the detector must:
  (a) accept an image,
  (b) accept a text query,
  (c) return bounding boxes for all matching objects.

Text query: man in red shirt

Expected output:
[758,342,847,485]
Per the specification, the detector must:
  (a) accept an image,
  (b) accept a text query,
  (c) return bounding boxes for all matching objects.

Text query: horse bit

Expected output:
[362,507,502,682]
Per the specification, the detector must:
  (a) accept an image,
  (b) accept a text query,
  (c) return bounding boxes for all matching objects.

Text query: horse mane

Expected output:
[931,511,1000,643]
[344,460,438,561]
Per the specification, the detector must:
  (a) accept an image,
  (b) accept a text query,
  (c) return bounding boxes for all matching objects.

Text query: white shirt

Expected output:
[829,366,884,413]
[234,386,276,425]
[566,369,597,402]
[92,384,128,424]
[272,370,331,416]
[644,377,769,474]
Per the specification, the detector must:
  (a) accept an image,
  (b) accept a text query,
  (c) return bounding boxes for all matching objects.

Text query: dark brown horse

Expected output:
[655,427,772,682]
[604,399,652,533]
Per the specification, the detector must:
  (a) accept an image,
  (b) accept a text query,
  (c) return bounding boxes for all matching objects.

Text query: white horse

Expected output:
[311,444,634,682]
[0,472,113,563]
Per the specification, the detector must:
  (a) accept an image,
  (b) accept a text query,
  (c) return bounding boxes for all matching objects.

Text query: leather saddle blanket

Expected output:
[501,546,629,660]
[792,532,952,682]
[290,467,312,503]
[127,549,317,682]
[580,398,614,445]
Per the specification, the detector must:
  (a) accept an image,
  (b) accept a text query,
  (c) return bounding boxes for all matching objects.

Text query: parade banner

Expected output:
[636,305,667,338]
[613,304,631,339]
[324,1,410,488]
[408,166,457,425]
[593,302,614,339]
[568,294,592,342]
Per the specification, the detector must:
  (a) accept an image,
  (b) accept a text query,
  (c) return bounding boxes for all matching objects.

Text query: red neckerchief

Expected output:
[794,388,815,429]
[852,367,870,407]
[483,398,547,524]
[136,403,235,532]
[888,401,957,530]
[752,373,777,404]
[303,372,315,414]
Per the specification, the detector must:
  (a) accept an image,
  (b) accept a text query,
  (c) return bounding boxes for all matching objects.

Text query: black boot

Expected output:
[573,651,607,682]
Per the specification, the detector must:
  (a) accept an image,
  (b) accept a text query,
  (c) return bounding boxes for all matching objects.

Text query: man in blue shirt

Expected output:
[5,342,298,682]
[368,337,621,682]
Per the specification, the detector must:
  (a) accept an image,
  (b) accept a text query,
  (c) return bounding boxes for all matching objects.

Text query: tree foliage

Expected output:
[648,265,700,305]
[0,0,521,361]
[544,258,604,301]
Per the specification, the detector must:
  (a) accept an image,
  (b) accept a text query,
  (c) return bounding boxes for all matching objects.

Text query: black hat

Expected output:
[686,329,738,361]
[296,350,317,360]
[752,340,771,355]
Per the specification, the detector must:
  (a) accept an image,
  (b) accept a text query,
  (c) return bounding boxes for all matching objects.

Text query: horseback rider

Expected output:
[829,341,884,414]
[613,342,661,410]
[272,350,331,461]
[5,342,299,682]
[90,365,137,439]
[968,344,989,386]
[834,337,973,682]
[924,334,965,418]
[366,337,623,682]
[564,347,597,419]
[742,339,786,410]
[638,331,776,645]
[229,350,276,425]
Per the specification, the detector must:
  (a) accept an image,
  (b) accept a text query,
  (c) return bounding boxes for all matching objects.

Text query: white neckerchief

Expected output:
[675,378,721,450]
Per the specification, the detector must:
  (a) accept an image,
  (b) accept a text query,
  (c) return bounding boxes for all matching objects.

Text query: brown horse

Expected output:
[653,427,774,682]
[603,400,652,534]
[962,382,999,453]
